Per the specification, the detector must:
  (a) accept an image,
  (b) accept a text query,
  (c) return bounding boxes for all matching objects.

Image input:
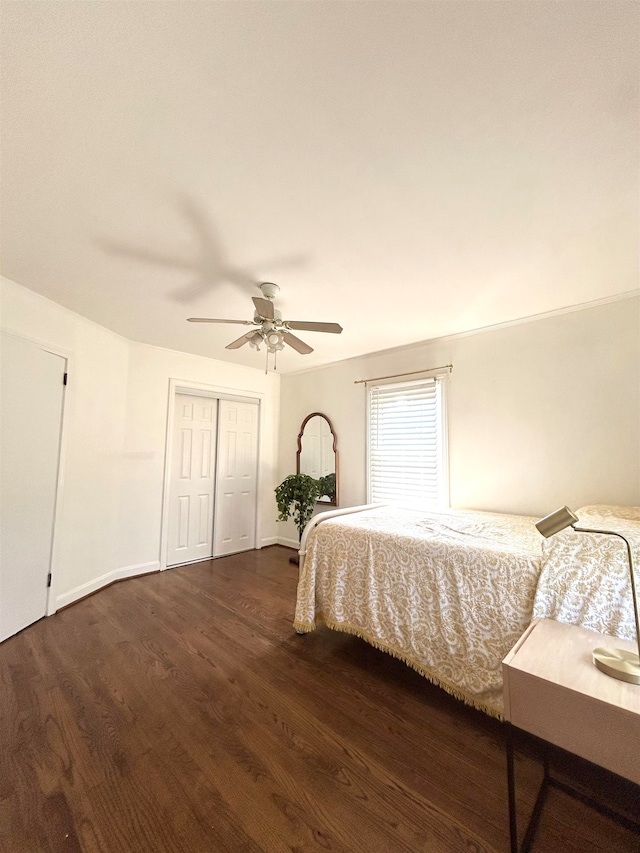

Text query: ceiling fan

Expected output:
[187,283,343,359]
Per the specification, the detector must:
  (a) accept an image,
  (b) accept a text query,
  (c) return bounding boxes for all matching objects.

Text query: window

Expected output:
[367,374,448,509]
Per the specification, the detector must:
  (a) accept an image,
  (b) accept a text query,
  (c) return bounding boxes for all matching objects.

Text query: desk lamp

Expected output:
[535,506,640,685]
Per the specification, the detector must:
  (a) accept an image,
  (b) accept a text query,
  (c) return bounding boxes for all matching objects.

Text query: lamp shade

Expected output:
[535,506,579,538]
[266,330,284,352]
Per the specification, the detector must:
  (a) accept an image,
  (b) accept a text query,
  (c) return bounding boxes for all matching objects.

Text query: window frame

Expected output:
[366,371,450,510]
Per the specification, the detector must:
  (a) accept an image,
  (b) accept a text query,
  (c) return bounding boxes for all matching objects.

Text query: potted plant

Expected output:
[275,474,322,561]
[317,472,336,504]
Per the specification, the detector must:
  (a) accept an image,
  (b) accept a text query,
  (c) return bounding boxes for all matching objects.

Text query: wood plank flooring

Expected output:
[1,546,638,852]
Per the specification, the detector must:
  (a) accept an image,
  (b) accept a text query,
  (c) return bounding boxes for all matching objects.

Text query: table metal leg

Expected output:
[506,723,519,853]
[506,725,551,853]
[505,729,639,853]
[520,757,550,853]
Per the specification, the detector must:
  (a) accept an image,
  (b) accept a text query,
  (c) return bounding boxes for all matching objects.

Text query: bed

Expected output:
[293,503,640,719]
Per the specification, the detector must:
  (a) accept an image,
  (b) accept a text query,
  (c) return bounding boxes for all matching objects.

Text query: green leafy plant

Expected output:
[317,473,336,503]
[275,474,322,541]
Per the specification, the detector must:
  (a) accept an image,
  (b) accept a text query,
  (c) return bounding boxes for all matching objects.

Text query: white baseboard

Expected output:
[259,536,279,548]
[55,561,160,610]
[277,536,299,550]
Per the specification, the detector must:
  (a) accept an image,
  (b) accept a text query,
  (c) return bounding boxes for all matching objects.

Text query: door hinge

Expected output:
[63,373,68,385]
[47,573,52,588]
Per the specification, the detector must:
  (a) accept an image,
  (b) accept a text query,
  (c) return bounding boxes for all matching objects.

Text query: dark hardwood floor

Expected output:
[2,546,638,852]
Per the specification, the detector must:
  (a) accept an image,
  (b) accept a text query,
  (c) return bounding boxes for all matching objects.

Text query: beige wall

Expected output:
[278,296,640,543]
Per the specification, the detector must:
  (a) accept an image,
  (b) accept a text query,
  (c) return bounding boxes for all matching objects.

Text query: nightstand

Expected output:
[502,618,640,853]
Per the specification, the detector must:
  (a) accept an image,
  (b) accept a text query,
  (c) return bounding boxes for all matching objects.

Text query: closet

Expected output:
[166,394,259,566]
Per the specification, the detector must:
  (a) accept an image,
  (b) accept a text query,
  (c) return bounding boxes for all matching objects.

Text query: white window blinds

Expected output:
[367,376,448,509]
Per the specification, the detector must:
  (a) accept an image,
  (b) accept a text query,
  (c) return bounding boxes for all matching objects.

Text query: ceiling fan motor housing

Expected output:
[253,311,282,326]
[259,282,280,300]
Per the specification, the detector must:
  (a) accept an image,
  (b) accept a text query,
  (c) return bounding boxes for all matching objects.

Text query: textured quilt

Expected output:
[294,506,542,718]
[294,504,640,719]
[532,504,640,642]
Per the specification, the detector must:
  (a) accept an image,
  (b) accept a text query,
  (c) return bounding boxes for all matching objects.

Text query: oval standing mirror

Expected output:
[296,413,338,505]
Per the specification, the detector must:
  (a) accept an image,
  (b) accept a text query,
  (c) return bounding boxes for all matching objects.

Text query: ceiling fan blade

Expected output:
[252,296,275,320]
[285,321,343,334]
[226,331,261,350]
[187,317,252,325]
[282,331,313,354]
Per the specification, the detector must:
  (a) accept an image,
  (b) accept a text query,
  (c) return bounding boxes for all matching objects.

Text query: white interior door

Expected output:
[0,333,65,643]
[166,394,218,567]
[214,399,259,557]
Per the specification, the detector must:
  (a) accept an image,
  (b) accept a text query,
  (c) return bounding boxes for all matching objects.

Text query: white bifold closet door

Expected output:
[166,394,258,567]
[166,395,218,566]
[0,333,65,642]
[213,399,259,557]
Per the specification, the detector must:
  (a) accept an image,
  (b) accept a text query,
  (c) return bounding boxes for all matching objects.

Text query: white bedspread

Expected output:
[294,504,640,720]
[533,504,640,641]
[294,506,542,718]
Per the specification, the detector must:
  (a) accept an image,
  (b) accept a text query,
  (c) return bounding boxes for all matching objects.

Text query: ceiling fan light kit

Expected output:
[187,282,343,371]
[266,330,284,352]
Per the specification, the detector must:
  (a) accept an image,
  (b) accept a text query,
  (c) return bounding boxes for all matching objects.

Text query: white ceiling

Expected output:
[1,2,638,373]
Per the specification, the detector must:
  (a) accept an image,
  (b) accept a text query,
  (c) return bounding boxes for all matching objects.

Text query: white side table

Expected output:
[503,618,640,852]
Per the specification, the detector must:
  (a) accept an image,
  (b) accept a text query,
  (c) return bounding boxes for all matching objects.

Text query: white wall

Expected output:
[118,341,280,573]
[3,273,638,597]
[0,277,280,609]
[278,296,640,538]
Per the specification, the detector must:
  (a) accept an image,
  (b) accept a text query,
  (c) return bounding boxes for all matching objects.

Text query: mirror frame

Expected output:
[296,412,339,506]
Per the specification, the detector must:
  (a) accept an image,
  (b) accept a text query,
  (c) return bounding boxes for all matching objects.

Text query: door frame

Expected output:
[0,329,72,618]
[159,378,263,571]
